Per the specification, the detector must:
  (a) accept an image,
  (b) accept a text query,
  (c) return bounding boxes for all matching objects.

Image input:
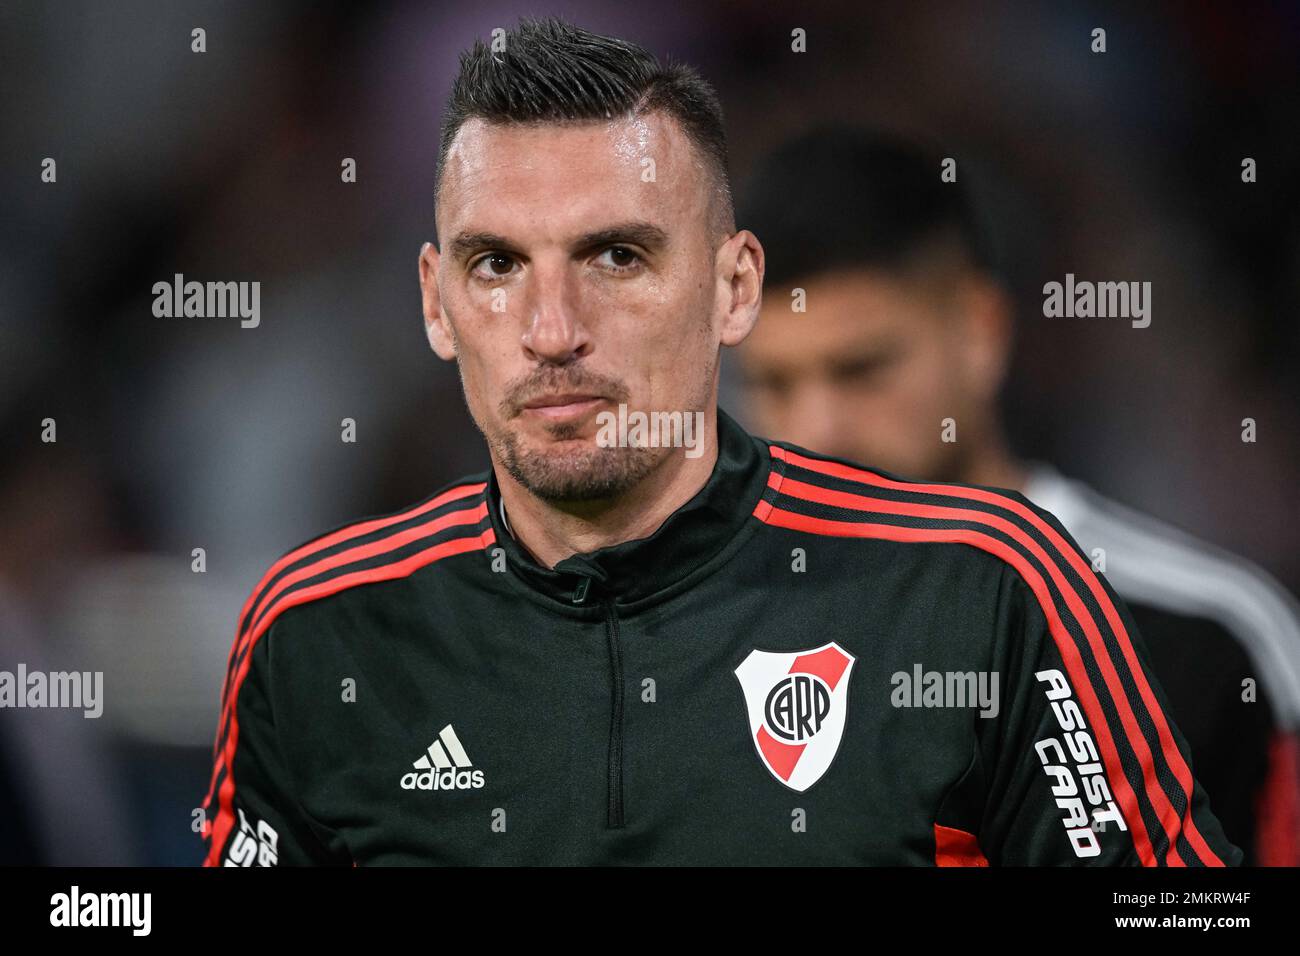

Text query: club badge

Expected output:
[734,642,855,792]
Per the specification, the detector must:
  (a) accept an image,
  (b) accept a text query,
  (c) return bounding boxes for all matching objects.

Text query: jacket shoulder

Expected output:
[756,438,1082,571]
[1025,467,1300,724]
[234,472,494,641]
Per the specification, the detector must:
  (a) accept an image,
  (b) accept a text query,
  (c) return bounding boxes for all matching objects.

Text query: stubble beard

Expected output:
[472,361,666,505]
[461,320,717,504]
[493,423,663,503]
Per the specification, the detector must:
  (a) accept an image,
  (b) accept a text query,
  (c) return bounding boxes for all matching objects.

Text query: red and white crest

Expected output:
[734,642,855,792]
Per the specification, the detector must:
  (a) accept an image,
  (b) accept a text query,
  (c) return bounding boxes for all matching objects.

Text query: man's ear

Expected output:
[958,273,1014,402]
[418,241,457,361]
[716,229,765,348]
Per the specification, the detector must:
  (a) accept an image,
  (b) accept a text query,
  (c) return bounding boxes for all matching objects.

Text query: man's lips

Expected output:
[520,394,606,421]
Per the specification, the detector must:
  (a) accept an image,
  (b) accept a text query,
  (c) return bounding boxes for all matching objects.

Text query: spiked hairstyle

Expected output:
[436,17,734,235]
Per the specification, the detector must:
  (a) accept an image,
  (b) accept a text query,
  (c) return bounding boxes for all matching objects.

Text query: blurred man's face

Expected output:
[741,268,1004,481]
[422,112,736,502]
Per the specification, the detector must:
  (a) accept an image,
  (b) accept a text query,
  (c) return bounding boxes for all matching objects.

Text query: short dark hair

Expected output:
[738,125,994,288]
[436,17,733,232]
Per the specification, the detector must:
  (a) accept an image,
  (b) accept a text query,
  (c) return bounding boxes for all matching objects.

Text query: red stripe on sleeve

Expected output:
[201,493,487,815]
[204,526,494,865]
[766,446,1224,866]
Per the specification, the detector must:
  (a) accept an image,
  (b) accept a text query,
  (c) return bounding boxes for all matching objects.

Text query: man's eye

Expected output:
[830,354,892,385]
[595,246,641,271]
[471,254,516,279]
[745,371,789,396]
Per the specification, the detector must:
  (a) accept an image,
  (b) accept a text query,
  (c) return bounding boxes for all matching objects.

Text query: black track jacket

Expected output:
[200,408,1241,866]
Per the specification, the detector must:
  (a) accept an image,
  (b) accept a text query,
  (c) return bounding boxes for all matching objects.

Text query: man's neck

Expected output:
[959,428,1028,493]
[495,411,720,569]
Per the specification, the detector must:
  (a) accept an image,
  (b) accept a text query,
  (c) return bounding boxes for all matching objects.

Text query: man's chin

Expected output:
[496,434,661,503]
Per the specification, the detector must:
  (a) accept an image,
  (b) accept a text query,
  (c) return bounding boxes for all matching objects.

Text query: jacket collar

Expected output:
[485,406,769,608]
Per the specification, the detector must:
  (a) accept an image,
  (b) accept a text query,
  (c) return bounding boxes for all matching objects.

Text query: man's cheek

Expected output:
[458,354,500,416]
[608,320,665,377]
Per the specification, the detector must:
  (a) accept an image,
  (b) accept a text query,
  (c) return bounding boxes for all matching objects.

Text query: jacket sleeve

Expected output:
[200,617,348,866]
[975,516,1244,867]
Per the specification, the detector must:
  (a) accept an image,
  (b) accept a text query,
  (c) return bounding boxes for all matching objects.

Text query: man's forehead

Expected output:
[437,111,705,241]
[444,111,686,179]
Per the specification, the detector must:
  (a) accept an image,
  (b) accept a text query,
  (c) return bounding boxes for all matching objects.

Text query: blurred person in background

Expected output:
[736,125,1300,865]
[0,393,136,864]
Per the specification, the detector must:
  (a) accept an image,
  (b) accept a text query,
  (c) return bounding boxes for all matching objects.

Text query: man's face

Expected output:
[423,112,733,502]
[740,269,1000,481]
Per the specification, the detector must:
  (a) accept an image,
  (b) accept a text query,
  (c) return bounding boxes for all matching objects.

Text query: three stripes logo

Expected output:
[399,724,485,791]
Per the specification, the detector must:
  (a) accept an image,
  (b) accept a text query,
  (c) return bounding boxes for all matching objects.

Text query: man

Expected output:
[737,125,1300,865]
[200,19,1240,866]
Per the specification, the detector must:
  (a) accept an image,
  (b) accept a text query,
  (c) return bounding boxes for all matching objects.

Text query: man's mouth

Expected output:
[520,394,607,423]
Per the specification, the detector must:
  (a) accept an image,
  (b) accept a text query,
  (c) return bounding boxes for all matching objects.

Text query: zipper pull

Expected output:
[571,575,591,604]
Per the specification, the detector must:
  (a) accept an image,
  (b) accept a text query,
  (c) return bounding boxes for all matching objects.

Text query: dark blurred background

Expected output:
[1,0,1296,863]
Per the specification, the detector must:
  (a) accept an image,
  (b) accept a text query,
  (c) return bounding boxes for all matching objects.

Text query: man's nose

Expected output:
[520,263,591,363]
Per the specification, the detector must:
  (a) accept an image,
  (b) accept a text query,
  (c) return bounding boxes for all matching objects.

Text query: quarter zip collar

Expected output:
[485,406,769,608]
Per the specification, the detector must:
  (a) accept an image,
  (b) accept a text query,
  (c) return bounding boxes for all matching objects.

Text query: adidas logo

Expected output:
[399,724,485,791]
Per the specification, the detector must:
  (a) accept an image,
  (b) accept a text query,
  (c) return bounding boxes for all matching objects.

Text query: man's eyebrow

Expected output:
[573,221,669,251]
[445,222,670,262]
[446,232,511,261]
